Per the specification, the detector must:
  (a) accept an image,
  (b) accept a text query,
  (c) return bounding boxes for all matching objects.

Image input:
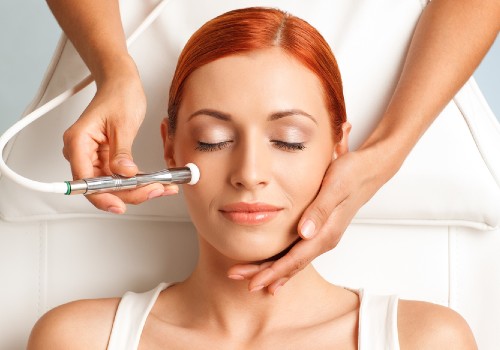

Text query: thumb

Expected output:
[298,181,347,240]
[109,125,139,177]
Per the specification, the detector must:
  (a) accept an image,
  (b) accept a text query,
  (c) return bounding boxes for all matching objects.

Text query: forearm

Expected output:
[361,0,500,177]
[46,0,138,86]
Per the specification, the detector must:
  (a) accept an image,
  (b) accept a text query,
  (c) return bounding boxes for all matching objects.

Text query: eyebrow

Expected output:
[188,108,317,124]
[188,109,231,121]
[268,109,317,124]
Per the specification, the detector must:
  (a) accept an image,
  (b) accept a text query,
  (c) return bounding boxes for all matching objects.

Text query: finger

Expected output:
[108,123,139,177]
[267,277,289,296]
[85,192,127,214]
[63,124,129,213]
[63,129,101,181]
[84,183,179,213]
[297,170,349,240]
[112,183,179,205]
[227,261,272,280]
[248,201,353,290]
[95,144,112,175]
[247,239,321,291]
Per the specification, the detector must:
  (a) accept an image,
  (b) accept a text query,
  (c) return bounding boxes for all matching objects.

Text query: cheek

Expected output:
[177,153,226,197]
[172,136,215,179]
[177,149,227,223]
[276,146,332,212]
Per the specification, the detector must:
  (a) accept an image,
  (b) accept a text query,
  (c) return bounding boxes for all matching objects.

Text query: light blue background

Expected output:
[0,1,498,135]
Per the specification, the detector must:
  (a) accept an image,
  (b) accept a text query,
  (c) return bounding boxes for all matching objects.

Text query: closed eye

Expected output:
[195,141,232,152]
[272,140,306,151]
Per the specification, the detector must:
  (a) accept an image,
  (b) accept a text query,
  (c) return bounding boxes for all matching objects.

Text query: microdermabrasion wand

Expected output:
[64,163,200,195]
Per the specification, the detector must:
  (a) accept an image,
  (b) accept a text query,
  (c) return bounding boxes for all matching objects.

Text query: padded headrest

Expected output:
[1,0,499,229]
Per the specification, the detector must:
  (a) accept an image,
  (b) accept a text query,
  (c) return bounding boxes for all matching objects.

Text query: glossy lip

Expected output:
[219,202,283,226]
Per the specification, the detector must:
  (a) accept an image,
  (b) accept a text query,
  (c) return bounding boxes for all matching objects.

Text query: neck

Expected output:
[175,237,334,338]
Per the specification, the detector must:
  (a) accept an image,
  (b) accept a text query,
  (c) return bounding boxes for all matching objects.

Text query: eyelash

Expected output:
[195,141,232,152]
[195,140,306,152]
[272,140,306,151]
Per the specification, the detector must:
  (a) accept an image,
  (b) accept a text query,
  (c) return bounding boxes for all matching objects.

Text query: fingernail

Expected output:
[250,285,264,292]
[273,285,283,296]
[301,219,316,238]
[148,189,164,199]
[117,158,136,167]
[161,188,179,196]
[107,206,124,215]
[228,274,245,280]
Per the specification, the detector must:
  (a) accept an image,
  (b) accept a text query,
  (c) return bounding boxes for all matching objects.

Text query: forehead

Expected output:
[178,48,329,123]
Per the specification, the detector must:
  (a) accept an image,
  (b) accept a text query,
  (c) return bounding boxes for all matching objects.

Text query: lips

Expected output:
[219,202,283,225]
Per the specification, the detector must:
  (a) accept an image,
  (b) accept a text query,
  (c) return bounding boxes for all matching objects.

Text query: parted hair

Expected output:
[168,7,346,141]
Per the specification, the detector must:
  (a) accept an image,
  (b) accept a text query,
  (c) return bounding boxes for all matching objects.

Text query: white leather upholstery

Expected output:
[1,0,499,348]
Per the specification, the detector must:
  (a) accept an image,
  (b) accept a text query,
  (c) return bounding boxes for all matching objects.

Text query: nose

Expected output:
[230,133,271,190]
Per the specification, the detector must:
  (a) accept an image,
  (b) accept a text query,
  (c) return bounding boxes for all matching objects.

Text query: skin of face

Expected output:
[162,47,349,263]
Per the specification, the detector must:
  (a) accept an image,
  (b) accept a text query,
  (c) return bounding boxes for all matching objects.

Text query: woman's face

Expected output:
[163,48,346,262]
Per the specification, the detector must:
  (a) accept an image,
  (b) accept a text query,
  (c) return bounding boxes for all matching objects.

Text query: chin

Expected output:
[221,235,299,264]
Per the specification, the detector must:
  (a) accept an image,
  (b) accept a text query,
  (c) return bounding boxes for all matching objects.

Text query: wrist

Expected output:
[91,55,147,119]
[92,54,142,89]
[357,132,408,186]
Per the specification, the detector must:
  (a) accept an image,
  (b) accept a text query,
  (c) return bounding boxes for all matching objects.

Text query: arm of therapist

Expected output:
[228,0,500,294]
[46,0,177,214]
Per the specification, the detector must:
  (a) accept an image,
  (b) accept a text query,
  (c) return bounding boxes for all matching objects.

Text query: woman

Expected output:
[28,8,476,349]
[46,0,500,295]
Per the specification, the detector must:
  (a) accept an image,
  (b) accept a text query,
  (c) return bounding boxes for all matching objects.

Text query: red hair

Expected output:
[168,7,346,141]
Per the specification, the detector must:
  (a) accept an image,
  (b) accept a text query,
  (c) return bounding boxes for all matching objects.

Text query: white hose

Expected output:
[0,0,167,194]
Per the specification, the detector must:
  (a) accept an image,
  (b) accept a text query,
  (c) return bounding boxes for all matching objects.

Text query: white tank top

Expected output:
[107,283,400,349]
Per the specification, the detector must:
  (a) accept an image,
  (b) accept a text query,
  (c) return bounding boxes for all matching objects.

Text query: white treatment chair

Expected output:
[1,1,499,348]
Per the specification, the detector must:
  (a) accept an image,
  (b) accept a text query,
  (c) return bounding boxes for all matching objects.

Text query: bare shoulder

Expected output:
[27,297,120,350]
[397,299,477,350]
